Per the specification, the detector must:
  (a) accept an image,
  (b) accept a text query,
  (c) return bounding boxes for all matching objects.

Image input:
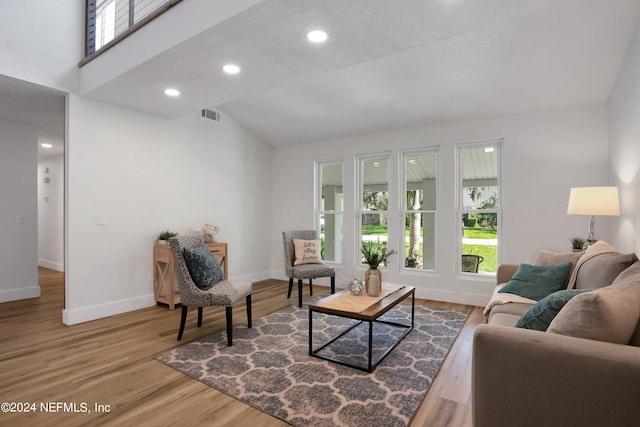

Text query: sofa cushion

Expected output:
[574,252,638,289]
[547,287,640,344]
[183,243,224,290]
[498,262,572,301]
[533,250,583,284]
[611,260,640,346]
[516,289,591,331]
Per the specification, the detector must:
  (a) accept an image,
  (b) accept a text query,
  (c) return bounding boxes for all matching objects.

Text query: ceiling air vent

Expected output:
[201,109,221,122]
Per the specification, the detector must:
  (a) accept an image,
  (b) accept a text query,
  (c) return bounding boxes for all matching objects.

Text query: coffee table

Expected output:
[308,284,415,372]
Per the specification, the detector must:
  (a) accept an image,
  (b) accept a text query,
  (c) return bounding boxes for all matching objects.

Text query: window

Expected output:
[401,150,437,270]
[358,154,390,266]
[86,0,181,58]
[457,141,501,275]
[317,160,343,262]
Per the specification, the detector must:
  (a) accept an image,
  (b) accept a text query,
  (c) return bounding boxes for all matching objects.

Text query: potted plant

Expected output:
[361,239,396,296]
[158,230,178,245]
[570,236,586,252]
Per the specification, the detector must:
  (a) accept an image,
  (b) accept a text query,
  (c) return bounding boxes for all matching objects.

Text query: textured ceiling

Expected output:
[7,0,633,153]
[83,0,640,146]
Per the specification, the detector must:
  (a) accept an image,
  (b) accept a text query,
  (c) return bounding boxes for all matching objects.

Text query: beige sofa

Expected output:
[473,242,640,427]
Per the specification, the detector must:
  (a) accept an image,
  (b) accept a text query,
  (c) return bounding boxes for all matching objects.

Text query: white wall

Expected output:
[38,154,65,271]
[64,94,272,324]
[0,0,83,92]
[609,23,640,254]
[0,120,39,302]
[270,103,610,306]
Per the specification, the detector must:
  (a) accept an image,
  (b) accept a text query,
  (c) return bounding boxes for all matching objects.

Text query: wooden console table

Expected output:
[153,242,227,309]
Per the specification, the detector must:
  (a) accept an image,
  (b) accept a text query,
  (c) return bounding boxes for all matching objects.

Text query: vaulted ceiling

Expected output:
[83,0,640,146]
[2,0,640,161]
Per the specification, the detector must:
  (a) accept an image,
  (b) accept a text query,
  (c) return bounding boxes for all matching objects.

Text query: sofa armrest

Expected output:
[473,325,640,427]
[496,263,519,285]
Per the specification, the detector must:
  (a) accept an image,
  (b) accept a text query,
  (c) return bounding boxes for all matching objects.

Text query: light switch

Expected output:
[97,213,107,225]
[17,214,26,224]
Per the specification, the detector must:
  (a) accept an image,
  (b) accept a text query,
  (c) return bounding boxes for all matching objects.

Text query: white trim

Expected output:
[232,271,271,284]
[62,294,156,325]
[0,285,41,303]
[315,158,345,263]
[399,147,440,273]
[38,259,64,272]
[355,152,391,269]
[455,139,503,276]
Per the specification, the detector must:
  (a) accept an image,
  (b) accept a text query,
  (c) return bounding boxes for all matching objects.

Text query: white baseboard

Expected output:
[38,259,64,272]
[62,294,156,325]
[234,270,272,284]
[0,285,41,303]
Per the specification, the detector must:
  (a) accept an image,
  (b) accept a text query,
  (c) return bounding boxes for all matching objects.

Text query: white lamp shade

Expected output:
[567,187,620,216]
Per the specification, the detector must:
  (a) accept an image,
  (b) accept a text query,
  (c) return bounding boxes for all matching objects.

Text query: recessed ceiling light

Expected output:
[223,64,241,74]
[307,30,328,43]
[164,88,180,97]
[41,143,53,148]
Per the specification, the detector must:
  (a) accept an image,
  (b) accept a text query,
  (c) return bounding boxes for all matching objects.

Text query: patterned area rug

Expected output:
[155,298,470,427]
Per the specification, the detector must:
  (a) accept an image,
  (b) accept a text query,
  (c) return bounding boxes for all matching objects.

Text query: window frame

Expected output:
[356,152,391,268]
[456,140,502,277]
[315,158,344,264]
[400,148,439,273]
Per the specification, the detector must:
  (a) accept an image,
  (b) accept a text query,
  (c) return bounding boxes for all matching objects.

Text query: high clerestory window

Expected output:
[85,0,181,60]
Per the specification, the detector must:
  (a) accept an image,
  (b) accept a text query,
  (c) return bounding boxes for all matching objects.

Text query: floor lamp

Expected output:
[567,186,620,247]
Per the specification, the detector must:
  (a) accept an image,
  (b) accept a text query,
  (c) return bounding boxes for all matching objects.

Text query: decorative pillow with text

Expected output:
[293,239,323,265]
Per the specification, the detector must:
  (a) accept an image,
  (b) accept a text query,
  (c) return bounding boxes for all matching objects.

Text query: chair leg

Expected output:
[197,307,203,327]
[309,279,313,296]
[226,306,233,346]
[287,277,293,299]
[298,279,303,307]
[177,305,188,340]
[331,276,335,294]
[246,294,252,328]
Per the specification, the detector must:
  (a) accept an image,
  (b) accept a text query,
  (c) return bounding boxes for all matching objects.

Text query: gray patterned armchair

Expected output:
[170,236,252,345]
[282,230,336,307]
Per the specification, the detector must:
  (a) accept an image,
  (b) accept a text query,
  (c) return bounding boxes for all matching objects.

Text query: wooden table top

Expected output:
[309,284,415,322]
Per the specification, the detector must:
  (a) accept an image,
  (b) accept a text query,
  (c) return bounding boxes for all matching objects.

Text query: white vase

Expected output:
[367,268,381,297]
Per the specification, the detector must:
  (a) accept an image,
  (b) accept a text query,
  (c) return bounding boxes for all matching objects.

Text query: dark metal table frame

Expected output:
[308,286,415,373]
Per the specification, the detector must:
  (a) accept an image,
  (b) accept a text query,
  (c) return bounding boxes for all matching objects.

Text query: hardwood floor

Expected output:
[0,268,483,426]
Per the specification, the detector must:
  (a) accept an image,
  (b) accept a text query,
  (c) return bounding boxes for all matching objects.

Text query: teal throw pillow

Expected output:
[498,262,572,301]
[516,289,591,331]
[183,243,224,290]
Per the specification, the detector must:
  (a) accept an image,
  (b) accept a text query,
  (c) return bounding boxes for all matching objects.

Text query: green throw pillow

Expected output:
[516,289,591,331]
[498,262,572,301]
[183,243,223,290]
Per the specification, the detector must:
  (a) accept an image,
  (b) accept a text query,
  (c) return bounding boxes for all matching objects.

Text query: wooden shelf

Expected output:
[153,242,227,309]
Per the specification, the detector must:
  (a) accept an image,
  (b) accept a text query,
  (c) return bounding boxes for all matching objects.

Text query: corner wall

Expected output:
[270,103,610,306]
[64,94,272,324]
[609,23,640,254]
[0,120,39,302]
